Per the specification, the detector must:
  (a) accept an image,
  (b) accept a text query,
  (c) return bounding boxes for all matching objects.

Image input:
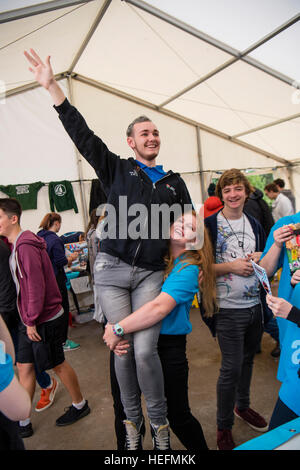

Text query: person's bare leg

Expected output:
[17,362,36,406]
[53,360,83,403]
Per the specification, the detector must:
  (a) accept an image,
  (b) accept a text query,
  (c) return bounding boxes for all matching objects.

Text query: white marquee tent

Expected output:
[1,0,300,233]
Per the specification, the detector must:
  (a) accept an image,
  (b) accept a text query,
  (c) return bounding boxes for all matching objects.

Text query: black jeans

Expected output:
[216,304,263,430]
[110,334,208,450]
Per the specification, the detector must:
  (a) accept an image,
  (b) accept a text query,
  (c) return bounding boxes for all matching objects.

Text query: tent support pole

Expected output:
[124,0,298,94]
[232,112,300,138]
[68,0,112,72]
[196,127,206,204]
[72,73,290,166]
[286,167,295,195]
[67,75,89,229]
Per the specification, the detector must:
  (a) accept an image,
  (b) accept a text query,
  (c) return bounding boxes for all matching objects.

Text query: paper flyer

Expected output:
[250,260,272,295]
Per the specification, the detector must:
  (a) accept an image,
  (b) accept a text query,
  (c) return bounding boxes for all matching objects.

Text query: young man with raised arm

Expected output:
[24,49,192,449]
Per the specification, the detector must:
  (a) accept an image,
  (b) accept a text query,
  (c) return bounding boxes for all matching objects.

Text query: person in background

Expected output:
[85,208,105,326]
[0,235,59,418]
[264,183,294,222]
[38,212,80,353]
[265,293,300,429]
[203,183,223,219]
[0,315,31,450]
[0,198,90,438]
[244,187,274,237]
[259,217,300,430]
[273,178,296,213]
[85,208,100,285]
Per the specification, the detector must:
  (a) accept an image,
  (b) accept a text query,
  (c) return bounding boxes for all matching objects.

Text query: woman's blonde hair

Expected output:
[39,212,61,230]
[164,211,217,316]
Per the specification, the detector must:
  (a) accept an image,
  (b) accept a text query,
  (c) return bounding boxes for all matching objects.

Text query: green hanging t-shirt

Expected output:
[48,180,78,213]
[0,181,45,210]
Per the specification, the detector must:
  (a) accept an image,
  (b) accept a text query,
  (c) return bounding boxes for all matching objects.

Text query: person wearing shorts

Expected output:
[0,198,90,438]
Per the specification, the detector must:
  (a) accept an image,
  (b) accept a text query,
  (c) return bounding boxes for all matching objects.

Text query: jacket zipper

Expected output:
[131,172,173,267]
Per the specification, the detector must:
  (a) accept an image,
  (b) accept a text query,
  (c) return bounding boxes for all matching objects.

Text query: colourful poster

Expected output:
[65,241,88,271]
[285,223,300,274]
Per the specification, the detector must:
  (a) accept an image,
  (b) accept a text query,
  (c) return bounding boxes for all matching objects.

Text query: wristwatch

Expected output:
[113,323,124,337]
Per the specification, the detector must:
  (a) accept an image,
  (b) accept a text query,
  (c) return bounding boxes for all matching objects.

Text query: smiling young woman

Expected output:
[103,210,217,450]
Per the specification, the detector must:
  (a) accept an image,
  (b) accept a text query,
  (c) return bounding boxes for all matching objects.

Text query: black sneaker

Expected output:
[18,422,33,438]
[56,400,90,426]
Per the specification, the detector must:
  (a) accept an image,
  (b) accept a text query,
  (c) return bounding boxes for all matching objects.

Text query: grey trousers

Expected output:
[94,252,167,426]
[216,304,263,430]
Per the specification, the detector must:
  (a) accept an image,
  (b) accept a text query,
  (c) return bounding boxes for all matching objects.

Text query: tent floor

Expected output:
[24,303,280,451]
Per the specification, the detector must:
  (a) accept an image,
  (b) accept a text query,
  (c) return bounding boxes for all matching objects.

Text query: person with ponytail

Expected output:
[103,210,216,450]
[37,213,79,352]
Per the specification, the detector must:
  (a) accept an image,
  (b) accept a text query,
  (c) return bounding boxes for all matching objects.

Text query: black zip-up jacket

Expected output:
[54,99,192,271]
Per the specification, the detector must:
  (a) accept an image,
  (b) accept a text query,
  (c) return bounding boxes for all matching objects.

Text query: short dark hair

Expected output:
[274,178,285,188]
[215,169,253,202]
[0,198,22,223]
[265,183,279,193]
[207,183,216,197]
[126,115,152,137]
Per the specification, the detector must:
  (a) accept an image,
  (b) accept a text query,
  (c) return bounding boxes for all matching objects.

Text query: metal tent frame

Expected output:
[1,0,299,221]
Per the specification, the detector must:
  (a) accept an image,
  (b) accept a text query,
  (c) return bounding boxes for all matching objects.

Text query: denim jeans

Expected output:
[94,252,166,426]
[216,304,263,430]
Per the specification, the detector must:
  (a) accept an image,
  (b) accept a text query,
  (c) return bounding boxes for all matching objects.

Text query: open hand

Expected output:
[24,49,54,89]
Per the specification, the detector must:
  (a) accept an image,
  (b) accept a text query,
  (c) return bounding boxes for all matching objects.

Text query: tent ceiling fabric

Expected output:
[1,0,300,164]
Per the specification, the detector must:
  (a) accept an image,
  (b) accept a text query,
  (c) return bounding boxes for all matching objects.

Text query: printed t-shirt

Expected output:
[0,182,44,210]
[216,212,260,308]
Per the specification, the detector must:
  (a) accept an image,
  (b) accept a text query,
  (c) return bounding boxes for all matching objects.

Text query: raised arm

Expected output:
[24,49,65,106]
[24,49,118,188]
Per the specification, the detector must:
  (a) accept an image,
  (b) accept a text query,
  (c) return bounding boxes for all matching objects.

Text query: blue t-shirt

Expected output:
[261,213,300,416]
[160,257,199,335]
[0,353,14,393]
[135,160,166,183]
